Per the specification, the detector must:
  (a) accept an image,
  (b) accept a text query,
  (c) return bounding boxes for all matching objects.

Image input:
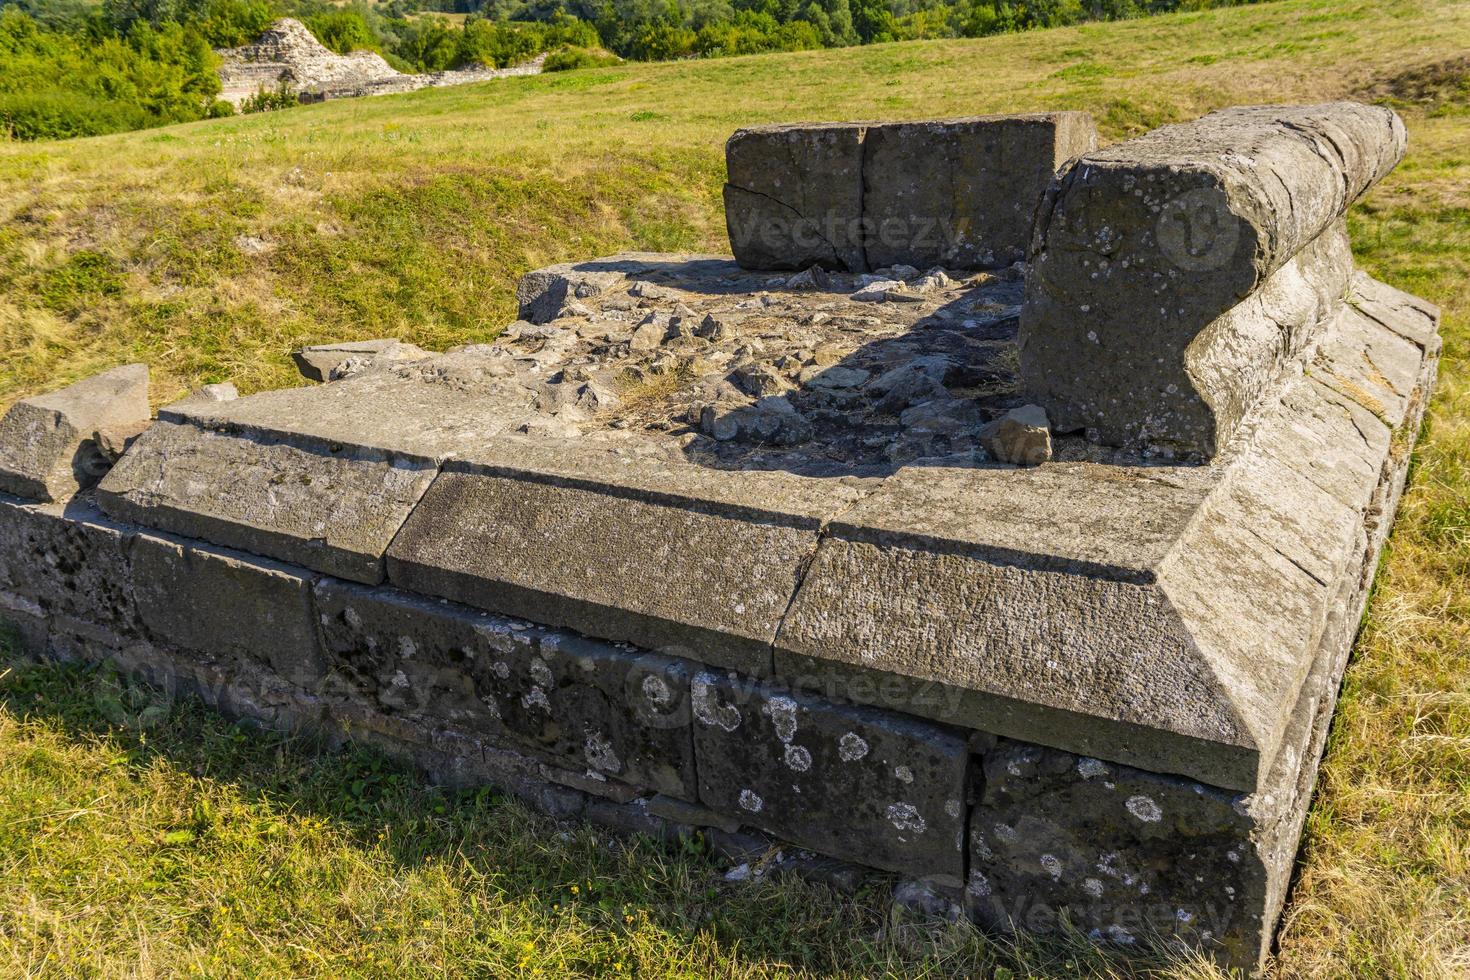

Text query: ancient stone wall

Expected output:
[215,19,544,107]
[0,105,1442,975]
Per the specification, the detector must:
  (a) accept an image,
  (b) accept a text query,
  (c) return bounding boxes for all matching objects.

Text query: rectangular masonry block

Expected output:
[1022,102,1405,458]
[725,114,1097,274]
[862,113,1097,271]
[968,741,1266,964]
[98,419,439,585]
[724,123,868,273]
[0,364,149,503]
[691,670,969,880]
[386,444,863,677]
[130,533,323,686]
[315,578,701,800]
[0,494,138,636]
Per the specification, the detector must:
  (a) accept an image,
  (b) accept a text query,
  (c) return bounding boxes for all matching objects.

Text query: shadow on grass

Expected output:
[0,640,1207,979]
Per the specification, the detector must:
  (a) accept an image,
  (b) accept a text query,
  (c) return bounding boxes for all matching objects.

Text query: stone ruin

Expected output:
[0,102,1442,973]
[215,18,544,108]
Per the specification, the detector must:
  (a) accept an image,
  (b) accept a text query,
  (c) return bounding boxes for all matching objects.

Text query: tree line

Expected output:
[0,0,1262,140]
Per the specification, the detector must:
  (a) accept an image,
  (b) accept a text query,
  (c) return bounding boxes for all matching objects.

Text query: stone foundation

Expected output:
[0,103,1442,975]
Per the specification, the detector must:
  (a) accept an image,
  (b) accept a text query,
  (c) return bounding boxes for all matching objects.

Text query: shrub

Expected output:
[0,9,220,139]
[0,88,150,140]
[542,44,620,71]
[303,8,380,54]
[239,83,298,112]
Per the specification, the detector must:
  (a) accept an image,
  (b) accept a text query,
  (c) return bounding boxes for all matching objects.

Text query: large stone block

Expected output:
[0,365,149,503]
[314,578,699,799]
[96,347,588,583]
[968,740,1264,963]
[724,114,1097,274]
[966,518,1378,976]
[99,420,437,584]
[1021,102,1406,457]
[0,494,138,635]
[130,533,322,685]
[862,112,1097,271]
[724,123,868,273]
[386,441,863,677]
[691,670,969,880]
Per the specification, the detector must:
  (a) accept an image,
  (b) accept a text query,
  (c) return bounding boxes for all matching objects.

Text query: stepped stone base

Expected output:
[0,249,1439,974]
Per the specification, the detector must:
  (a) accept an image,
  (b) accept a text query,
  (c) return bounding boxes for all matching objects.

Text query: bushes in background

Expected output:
[0,0,1272,141]
[0,7,223,140]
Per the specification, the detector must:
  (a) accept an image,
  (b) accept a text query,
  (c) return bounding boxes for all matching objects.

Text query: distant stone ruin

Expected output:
[0,102,1441,975]
[215,18,543,107]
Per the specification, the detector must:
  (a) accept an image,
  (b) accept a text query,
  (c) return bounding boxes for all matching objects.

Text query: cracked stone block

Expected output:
[691,670,969,879]
[724,123,867,272]
[130,532,323,686]
[1022,102,1404,458]
[315,578,700,800]
[0,364,149,503]
[862,113,1097,271]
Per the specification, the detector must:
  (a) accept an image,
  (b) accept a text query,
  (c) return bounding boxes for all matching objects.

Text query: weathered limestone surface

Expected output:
[691,670,969,879]
[777,276,1436,792]
[215,18,543,107]
[96,348,557,583]
[131,532,323,685]
[386,442,865,677]
[862,113,1097,271]
[0,494,137,638]
[98,420,439,585]
[292,339,400,382]
[724,124,868,272]
[516,253,737,324]
[315,578,700,800]
[0,365,149,503]
[1022,102,1406,458]
[725,114,1097,274]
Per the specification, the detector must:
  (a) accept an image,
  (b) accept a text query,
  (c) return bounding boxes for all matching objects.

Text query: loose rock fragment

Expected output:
[292,339,400,382]
[0,364,150,503]
[981,404,1052,466]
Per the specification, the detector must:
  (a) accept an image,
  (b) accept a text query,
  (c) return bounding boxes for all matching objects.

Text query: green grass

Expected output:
[0,0,1468,976]
[0,643,1221,979]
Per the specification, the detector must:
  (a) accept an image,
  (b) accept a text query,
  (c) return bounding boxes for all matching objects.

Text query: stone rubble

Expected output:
[215,19,545,108]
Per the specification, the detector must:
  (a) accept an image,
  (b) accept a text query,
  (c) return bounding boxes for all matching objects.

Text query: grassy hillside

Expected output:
[1,0,1467,976]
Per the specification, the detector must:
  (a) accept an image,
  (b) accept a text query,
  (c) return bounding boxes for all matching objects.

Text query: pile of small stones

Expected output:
[299,260,1053,474]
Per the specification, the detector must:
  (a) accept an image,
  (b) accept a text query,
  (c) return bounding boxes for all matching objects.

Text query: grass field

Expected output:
[0,0,1467,975]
